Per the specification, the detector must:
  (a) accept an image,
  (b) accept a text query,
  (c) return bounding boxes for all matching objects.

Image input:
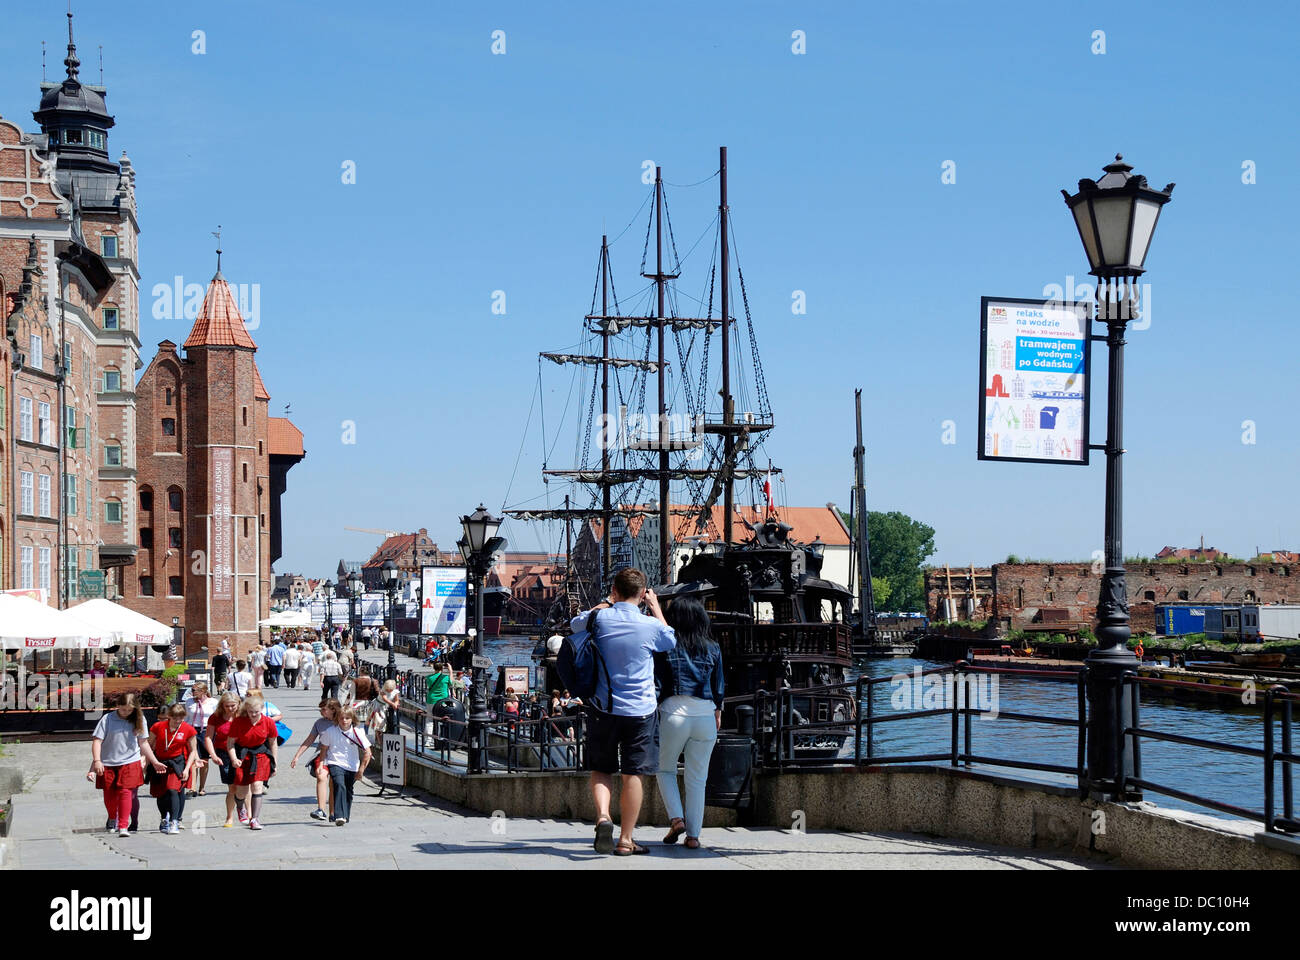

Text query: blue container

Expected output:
[1156,604,1209,636]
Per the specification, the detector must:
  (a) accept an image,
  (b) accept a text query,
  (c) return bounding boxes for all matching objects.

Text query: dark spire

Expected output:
[212,225,223,278]
[64,10,80,82]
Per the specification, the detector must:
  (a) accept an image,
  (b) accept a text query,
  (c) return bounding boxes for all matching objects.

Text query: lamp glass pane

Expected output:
[1130,198,1161,268]
[1071,202,1101,270]
[1091,194,1134,269]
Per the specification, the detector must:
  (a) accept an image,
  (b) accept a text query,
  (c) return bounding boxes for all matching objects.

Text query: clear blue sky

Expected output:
[3,1,1296,577]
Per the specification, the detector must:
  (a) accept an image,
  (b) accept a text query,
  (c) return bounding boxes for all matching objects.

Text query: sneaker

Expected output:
[334,817,346,826]
[310,809,327,821]
[167,821,181,835]
[237,807,249,824]
[159,817,170,834]
[249,819,263,831]
[118,828,131,838]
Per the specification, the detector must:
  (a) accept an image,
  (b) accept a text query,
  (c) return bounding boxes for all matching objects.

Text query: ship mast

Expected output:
[600,234,612,592]
[646,167,672,584]
[854,388,876,634]
[720,146,734,545]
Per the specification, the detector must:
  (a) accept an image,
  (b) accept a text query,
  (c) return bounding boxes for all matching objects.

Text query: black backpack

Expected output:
[555,610,612,711]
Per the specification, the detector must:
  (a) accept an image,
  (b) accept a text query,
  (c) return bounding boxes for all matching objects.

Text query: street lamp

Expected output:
[323,579,334,642]
[347,570,362,654]
[380,559,399,682]
[1062,154,1173,800]
[460,506,507,773]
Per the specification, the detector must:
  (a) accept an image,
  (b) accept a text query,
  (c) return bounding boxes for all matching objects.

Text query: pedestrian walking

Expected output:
[211,648,230,691]
[283,643,301,688]
[290,699,342,821]
[570,568,677,856]
[205,693,242,827]
[250,643,266,689]
[182,681,219,797]
[229,659,253,698]
[426,662,452,706]
[265,638,286,688]
[300,644,317,691]
[653,597,724,850]
[148,703,199,835]
[227,691,278,830]
[319,650,343,703]
[375,678,401,737]
[88,694,166,838]
[361,626,372,651]
[316,707,371,825]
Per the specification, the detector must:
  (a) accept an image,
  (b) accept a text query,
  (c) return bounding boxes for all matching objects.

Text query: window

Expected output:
[101,235,117,258]
[38,547,49,592]
[258,440,263,456]
[30,335,41,370]
[242,463,248,482]
[168,576,183,597]
[168,490,182,512]
[66,404,77,448]
[38,474,50,517]
[64,474,76,516]
[1144,591,1156,601]
[140,528,153,550]
[38,402,50,445]
[139,576,154,597]
[162,418,176,436]
[102,307,119,330]
[19,397,32,441]
[0,385,4,429]
[165,388,172,405]
[103,369,121,392]
[20,546,33,589]
[244,581,249,596]
[63,341,72,375]
[243,517,249,538]
[169,527,182,549]
[88,130,105,150]
[140,490,153,511]
[1245,590,1258,602]
[65,552,77,598]
[20,471,33,515]
[242,407,247,426]
[105,444,122,467]
[65,128,82,145]
[1177,590,1189,600]
[105,500,122,523]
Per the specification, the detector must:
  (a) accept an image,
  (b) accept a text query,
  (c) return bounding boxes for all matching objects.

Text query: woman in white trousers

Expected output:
[655,597,724,850]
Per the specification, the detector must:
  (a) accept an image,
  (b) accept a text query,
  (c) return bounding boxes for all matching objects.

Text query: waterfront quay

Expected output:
[0,656,1099,871]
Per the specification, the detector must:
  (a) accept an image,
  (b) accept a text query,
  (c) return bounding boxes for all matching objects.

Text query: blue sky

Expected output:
[3,1,1296,576]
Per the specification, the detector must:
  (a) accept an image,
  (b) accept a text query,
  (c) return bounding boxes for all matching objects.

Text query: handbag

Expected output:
[275,720,292,745]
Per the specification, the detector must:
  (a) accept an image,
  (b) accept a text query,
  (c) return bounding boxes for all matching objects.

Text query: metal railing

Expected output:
[1120,672,1297,833]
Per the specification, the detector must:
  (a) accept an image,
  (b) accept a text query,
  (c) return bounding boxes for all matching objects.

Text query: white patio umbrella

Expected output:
[258,609,311,628]
[0,594,101,650]
[66,598,177,646]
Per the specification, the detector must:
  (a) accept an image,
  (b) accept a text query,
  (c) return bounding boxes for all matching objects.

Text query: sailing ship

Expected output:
[505,148,857,760]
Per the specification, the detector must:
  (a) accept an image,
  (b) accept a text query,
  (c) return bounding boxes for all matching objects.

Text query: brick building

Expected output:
[0,15,138,601]
[360,528,454,590]
[926,559,1298,634]
[131,269,303,656]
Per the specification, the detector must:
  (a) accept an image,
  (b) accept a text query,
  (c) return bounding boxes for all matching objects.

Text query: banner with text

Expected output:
[212,447,234,596]
[421,565,468,635]
[978,296,1091,466]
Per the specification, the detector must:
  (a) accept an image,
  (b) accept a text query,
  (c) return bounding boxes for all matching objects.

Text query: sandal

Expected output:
[594,818,615,855]
[684,837,701,849]
[614,839,650,856]
[197,790,207,797]
[663,818,686,845]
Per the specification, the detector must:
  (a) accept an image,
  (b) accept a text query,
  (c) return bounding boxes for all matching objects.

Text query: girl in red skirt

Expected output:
[205,693,243,827]
[88,694,166,838]
[148,702,199,835]
[226,691,278,830]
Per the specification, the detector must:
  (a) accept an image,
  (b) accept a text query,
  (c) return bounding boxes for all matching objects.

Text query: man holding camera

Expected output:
[571,567,676,856]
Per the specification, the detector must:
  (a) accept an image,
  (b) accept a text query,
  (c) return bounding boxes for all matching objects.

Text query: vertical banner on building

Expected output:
[212,447,234,596]
[978,296,1092,465]
[421,565,468,635]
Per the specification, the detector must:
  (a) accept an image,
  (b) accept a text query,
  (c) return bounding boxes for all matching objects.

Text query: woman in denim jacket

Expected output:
[655,598,724,849]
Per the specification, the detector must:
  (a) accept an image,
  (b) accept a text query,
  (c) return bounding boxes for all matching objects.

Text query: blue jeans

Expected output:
[655,703,717,837]
[330,767,356,821]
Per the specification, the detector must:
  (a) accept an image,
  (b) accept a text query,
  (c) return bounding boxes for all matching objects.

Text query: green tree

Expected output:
[839,509,937,613]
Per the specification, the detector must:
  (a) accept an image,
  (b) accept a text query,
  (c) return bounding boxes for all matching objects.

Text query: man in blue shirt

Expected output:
[570,567,676,856]
[265,639,286,688]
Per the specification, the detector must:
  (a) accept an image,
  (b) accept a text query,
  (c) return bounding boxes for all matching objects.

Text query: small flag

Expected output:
[763,467,774,513]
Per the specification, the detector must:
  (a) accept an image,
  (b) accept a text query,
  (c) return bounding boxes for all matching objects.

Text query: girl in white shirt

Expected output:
[317,708,371,826]
[182,681,218,796]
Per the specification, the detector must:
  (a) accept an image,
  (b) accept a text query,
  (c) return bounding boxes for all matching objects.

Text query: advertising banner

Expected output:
[212,447,234,596]
[421,565,468,635]
[978,296,1091,465]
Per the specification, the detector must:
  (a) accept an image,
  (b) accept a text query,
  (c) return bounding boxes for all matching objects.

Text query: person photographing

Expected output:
[570,567,676,856]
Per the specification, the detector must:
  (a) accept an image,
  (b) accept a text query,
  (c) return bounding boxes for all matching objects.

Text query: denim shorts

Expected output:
[585,709,659,776]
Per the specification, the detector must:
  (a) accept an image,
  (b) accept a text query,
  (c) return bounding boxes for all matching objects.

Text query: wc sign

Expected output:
[978,296,1092,466]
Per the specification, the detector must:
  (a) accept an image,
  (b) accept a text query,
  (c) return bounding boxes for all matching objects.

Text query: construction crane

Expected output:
[343,526,404,538]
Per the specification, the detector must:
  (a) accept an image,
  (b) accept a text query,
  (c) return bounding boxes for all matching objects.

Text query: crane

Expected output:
[343,526,404,538]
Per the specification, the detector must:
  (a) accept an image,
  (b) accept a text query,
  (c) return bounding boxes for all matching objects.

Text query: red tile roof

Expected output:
[590,503,850,547]
[268,417,304,457]
[252,361,270,400]
[183,274,258,349]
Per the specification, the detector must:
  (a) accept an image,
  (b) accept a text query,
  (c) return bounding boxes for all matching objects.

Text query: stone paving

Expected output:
[0,648,1108,870]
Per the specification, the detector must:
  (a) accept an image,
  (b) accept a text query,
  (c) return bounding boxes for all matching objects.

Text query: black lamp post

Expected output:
[1062,154,1173,799]
[461,505,507,773]
[323,580,334,642]
[381,559,399,682]
[347,571,362,655]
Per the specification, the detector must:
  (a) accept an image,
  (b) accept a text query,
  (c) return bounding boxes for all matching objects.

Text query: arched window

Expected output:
[1177,590,1189,600]
[1143,591,1156,601]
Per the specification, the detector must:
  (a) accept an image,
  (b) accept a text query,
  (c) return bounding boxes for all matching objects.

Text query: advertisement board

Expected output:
[978,296,1091,465]
[421,565,468,635]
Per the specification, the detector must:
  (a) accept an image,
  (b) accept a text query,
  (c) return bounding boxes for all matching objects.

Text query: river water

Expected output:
[484,636,1284,825]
